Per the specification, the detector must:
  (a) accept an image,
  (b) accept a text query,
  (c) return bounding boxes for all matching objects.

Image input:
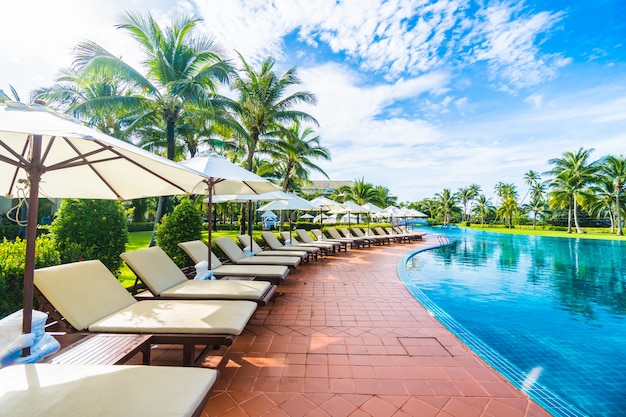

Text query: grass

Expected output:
[464,224,626,240]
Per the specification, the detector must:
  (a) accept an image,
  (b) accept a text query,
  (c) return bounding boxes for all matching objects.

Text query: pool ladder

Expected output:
[435,234,452,246]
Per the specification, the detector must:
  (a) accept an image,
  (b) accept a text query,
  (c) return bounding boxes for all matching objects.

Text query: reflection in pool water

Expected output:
[402,228,626,417]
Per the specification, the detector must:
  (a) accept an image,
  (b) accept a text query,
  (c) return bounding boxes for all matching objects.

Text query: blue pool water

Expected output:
[401,228,626,417]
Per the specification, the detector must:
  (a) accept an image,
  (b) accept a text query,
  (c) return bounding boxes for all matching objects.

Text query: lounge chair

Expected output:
[295,229,344,252]
[350,227,388,245]
[215,237,301,268]
[261,231,320,260]
[279,231,333,256]
[0,363,217,417]
[237,235,309,263]
[366,228,392,244]
[178,240,289,284]
[383,227,411,242]
[393,226,426,240]
[374,226,405,243]
[34,260,257,366]
[120,246,276,306]
[310,228,353,250]
[327,227,370,248]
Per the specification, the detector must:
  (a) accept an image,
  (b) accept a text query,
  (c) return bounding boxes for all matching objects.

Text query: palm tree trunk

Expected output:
[567,199,573,233]
[616,191,623,235]
[573,198,584,233]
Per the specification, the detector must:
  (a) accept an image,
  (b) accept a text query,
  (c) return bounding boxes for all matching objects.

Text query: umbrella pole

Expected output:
[247,200,253,241]
[206,180,213,272]
[22,134,43,354]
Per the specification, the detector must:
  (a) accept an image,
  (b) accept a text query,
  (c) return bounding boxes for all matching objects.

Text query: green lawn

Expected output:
[464,224,626,240]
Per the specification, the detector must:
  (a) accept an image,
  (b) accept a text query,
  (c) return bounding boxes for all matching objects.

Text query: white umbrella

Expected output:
[310,195,343,228]
[331,200,368,227]
[179,154,281,271]
[258,193,318,244]
[0,102,207,338]
[299,213,314,219]
[361,202,384,230]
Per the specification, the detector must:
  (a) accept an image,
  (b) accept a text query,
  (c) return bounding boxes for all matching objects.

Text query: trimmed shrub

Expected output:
[127,222,155,232]
[50,199,128,274]
[156,199,203,267]
[0,236,61,318]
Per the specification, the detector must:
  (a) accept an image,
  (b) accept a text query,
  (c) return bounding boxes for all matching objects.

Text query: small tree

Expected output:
[50,199,128,274]
[156,198,203,267]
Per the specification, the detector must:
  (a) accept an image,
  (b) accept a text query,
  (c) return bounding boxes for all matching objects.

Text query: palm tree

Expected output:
[521,170,541,204]
[526,181,547,229]
[434,189,458,225]
[472,194,494,227]
[456,184,481,223]
[335,177,376,206]
[599,155,626,235]
[231,53,318,172]
[371,185,397,208]
[69,12,233,244]
[270,120,330,193]
[547,148,598,234]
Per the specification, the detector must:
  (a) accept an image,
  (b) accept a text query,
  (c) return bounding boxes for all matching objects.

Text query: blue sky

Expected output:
[2,0,625,202]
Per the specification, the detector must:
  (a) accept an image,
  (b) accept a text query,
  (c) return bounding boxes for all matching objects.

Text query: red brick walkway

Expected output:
[154,235,551,416]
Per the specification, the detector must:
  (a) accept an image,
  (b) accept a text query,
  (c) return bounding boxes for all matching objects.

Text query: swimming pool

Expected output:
[400,228,626,417]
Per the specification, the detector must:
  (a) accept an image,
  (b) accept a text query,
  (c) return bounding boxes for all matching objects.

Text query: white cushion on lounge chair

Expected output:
[215,237,300,267]
[238,235,308,260]
[34,260,256,335]
[178,240,290,281]
[120,246,272,300]
[0,363,217,417]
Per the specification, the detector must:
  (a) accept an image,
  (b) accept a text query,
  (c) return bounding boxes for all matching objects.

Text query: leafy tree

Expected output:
[472,194,495,227]
[50,199,128,274]
[70,12,232,244]
[547,148,598,233]
[456,184,481,223]
[599,155,626,235]
[156,199,203,267]
[434,189,459,225]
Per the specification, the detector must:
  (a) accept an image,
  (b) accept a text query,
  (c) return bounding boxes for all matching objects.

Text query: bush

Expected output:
[0,236,61,318]
[50,199,128,274]
[156,199,203,267]
[127,222,155,232]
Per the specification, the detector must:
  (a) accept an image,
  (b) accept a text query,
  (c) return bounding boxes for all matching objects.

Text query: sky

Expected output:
[1,0,626,202]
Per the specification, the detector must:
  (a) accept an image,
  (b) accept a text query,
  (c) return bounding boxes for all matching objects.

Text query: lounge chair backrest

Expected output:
[279,231,299,244]
[327,228,342,239]
[339,228,352,238]
[351,227,365,237]
[34,260,137,331]
[215,238,246,262]
[295,229,314,243]
[238,235,264,254]
[178,240,223,268]
[261,232,283,249]
[374,227,387,235]
[120,246,187,296]
[385,227,396,235]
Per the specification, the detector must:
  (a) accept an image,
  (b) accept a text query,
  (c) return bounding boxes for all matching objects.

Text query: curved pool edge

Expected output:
[397,244,588,417]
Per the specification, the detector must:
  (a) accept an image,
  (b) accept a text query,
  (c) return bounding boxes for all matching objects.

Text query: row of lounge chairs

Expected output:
[8,226,425,416]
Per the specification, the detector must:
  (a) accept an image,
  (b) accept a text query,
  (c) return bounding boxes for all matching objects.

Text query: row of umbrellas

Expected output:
[0,101,424,343]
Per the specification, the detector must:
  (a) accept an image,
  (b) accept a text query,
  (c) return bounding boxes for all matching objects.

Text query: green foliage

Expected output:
[127,222,155,232]
[156,199,203,267]
[0,236,61,318]
[50,199,128,274]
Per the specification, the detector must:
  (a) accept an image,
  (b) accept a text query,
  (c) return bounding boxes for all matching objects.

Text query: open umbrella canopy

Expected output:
[208,190,289,204]
[0,102,206,200]
[361,202,384,214]
[257,193,318,211]
[310,195,343,211]
[179,154,281,271]
[0,102,208,339]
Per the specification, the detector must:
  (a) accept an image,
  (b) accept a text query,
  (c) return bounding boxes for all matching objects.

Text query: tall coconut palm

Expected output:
[472,194,494,227]
[547,148,598,234]
[434,188,459,225]
[456,184,481,223]
[69,12,233,244]
[521,170,541,204]
[371,185,397,209]
[269,120,330,193]
[599,155,626,235]
[232,53,318,171]
[335,177,376,205]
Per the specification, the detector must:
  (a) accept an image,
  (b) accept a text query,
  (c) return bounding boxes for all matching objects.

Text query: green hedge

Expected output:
[0,236,61,319]
[127,222,155,232]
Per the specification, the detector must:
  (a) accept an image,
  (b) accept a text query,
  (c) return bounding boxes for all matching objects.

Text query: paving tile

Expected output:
[143,237,552,416]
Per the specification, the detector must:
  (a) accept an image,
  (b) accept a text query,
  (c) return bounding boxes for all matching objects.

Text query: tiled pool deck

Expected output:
[146,236,552,416]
